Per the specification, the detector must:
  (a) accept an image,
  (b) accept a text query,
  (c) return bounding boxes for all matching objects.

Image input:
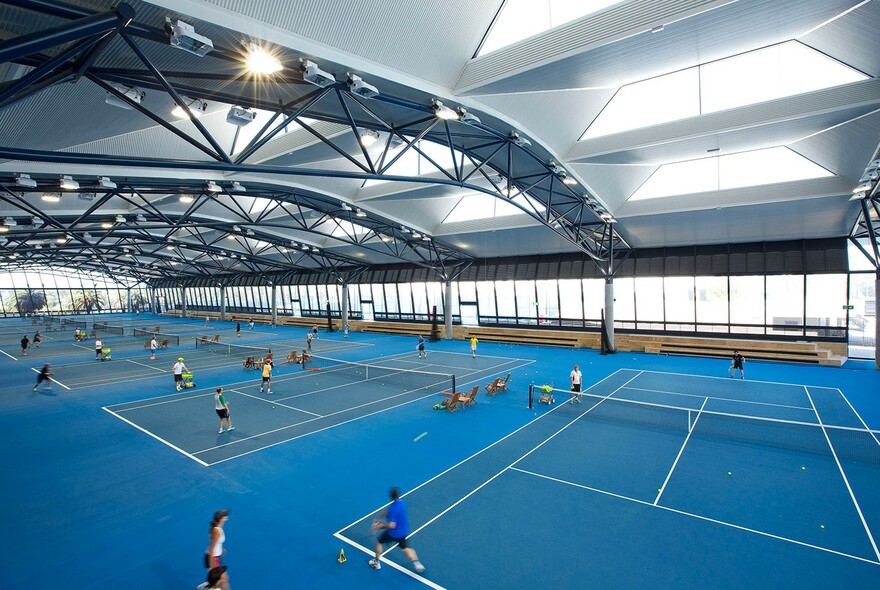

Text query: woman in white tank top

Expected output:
[205,510,229,575]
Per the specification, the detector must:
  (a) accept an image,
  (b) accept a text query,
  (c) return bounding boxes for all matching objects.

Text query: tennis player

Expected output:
[33,363,53,391]
[307,330,313,350]
[343,322,349,338]
[729,351,745,379]
[569,364,582,403]
[259,358,272,394]
[469,336,478,358]
[417,336,426,358]
[204,510,230,586]
[149,335,158,360]
[172,357,188,391]
[20,334,29,356]
[369,487,425,574]
[94,336,102,360]
[214,387,233,433]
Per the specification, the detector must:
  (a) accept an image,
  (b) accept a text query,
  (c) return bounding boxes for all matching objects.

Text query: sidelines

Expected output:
[227,387,323,418]
[635,367,828,389]
[100,406,209,467]
[30,366,71,390]
[623,385,813,411]
[332,534,444,590]
[0,348,16,360]
[654,397,706,505]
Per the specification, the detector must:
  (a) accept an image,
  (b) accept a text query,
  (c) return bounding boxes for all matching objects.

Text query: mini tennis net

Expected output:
[303,354,455,394]
[93,321,125,335]
[535,387,880,461]
[132,327,180,346]
[195,338,271,359]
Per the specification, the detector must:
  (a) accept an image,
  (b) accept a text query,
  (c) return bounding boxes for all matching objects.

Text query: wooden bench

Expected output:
[642,337,844,366]
[360,322,435,337]
[466,329,584,348]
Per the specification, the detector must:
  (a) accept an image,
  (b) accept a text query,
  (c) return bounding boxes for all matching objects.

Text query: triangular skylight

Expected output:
[581,41,867,140]
[629,147,833,201]
[478,0,625,57]
[443,192,546,223]
[363,139,468,187]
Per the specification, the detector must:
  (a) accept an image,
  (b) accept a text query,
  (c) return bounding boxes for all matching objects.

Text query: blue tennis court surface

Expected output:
[336,369,880,588]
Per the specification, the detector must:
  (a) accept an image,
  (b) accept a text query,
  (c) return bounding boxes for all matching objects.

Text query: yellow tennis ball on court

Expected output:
[820,525,825,529]
[727,471,732,476]
[801,466,806,470]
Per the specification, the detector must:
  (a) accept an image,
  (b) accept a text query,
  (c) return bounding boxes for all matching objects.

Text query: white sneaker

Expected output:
[259,389,263,393]
[267,390,271,394]
[368,559,381,570]
[413,561,425,573]
[218,428,224,434]
[228,426,234,431]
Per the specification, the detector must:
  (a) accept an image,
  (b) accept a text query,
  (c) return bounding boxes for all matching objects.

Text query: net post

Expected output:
[452,375,456,394]
[528,383,533,409]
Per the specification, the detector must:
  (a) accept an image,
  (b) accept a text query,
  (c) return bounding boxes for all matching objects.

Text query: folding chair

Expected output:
[441,391,462,412]
[485,378,502,396]
[497,373,511,393]
[461,385,479,408]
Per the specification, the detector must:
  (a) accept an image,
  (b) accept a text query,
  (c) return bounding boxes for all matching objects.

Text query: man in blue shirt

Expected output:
[369,487,425,574]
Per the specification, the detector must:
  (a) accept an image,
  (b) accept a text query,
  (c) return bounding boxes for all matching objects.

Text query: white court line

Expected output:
[623,385,813,412]
[634,368,819,389]
[101,406,209,467]
[30,366,71,390]
[124,358,167,373]
[227,388,323,417]
[511,467,880,566]
[654,397,706,505]
[805,387,880,561]
[332,532,445,590]
[0,349,16,360]
[832,386,880,448]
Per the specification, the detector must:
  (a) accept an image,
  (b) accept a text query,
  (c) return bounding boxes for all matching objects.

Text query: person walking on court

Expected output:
[312,325,319,339]
[369,487,425,574]
[214,387,234,433]
[204,316,210,328]
[417,336,427,358]
[469,336,478,358]
[205,510,231,588]
[235,322,241,338]
[33,363,53,391]
[730,350,745,379]
[149,335,158,361]
[259,358,273,394]
[306,330,313,350]
[20,334,30,356]
[343,322,349,338]
[569,364,582,403]
[33,330,42,348]
[173,357,189,391]
[247,318,254,331]
[94,336,102,360]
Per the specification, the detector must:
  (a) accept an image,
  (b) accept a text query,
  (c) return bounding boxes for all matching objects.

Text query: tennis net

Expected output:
[535,388,880,461]
[303,354,455,394]
[93,321,125,335]
[132,327,180,346]
[195,338,271,358]
[61,318,88,330]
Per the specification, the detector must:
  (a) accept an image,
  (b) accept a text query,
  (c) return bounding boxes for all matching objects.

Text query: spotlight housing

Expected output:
[431,99,459,120]
[205,181,222,193]
[97,176,117,189]
[166,18,213,57]
[246,43,283,74]
[105,83,144,109]
[301,59,335,87]
[458,108,481,125]
[347,73,379,98]
[60,175,79,190]
[226,105,256,127]
[14,173,37,188]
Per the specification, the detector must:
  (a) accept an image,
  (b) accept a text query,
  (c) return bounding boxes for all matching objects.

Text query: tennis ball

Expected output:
[657,489,661,493]
[801,466,806,470]
[820,525,825,529]
[727,471,732,476]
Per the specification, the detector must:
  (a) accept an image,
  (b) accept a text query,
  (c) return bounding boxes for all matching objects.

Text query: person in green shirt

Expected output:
[214,387,234,434]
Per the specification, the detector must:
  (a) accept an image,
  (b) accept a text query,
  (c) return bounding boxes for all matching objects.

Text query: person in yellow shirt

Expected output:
[469,336,478,358]
[260,358,273,394]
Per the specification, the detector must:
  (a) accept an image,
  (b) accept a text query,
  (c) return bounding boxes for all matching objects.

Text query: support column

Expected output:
[604,278,615,350]
[444,280,453,339]
[180,286,187,318]
[341,282,350,326]
[220,286,226,322]
[126,287,131,314]
[875,277,879,369]
[151,288,158,314]
[271,284,277,327]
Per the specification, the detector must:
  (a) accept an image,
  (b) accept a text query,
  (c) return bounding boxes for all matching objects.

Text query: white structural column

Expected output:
[180,286,187,318]
[126,287,131,313]
[271,284,277,326]
[875,278,879,369]
[604,278,615,350]
[341,282,349,325]
[220,285,226,321]
[151,287,157,314]
[444,280,453,339]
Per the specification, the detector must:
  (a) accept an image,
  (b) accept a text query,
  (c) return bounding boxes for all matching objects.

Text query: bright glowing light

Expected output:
[245,43,283,74]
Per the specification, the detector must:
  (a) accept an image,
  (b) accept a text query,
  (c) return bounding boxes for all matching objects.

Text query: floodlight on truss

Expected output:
[340,202,353,211]
[356,208,367,218]
[14,173,36,188]
[165,18,213,57]
[135,214,147,223]
[172,97,207,119]
[457,108,481,126]
[205,180,222,193]
[230,181,246,192]
[853,182,873,193]
[97,176,117,189]
[31,216,42,227]
[510,131,531,147]
[227,105,256,127]
[246,42,283,74]
[105,83,145,109]
[115,215,126,224]
[431,99,459,120]
[60,175,79,190]
[358,128,380,147]
[347,73,379,98]
[301,59,334,87]
[179,194,194,203]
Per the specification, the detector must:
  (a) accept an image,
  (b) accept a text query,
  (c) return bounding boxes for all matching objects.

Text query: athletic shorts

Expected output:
[174,374,183,382]
[262,376,270,383]
[215,408,229,419]
[733,362,743,369]
[204,553,222,569]
[377,530,407,548]
[571,383,582,393]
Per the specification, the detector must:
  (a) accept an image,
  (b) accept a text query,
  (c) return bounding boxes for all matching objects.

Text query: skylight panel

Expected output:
[581,41,867,140]
[443,194,523,222]
[630,147,833,201]
[363,139,466,187]
[478,0,624,57]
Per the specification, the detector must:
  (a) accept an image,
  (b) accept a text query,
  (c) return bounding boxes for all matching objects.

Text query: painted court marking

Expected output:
[30,366,71,390]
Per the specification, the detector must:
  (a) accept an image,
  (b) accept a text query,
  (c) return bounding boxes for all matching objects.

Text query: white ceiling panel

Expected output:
[789,109,880,184]
[570,162,657,211]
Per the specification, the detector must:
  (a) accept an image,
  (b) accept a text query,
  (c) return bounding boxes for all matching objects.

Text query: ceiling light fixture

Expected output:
[300,58,334,86]
[458,108,481,125]
[3,217,16,227]
[356,208,367,218]
[510,131,531,147]
[97,176,117,189]
[358,128,380,147]
[227,105,256,127]
[205,180,222,193]
[101,220,113,228]
[105,83,144,109]
[230,181,246,192]
[340,202,353,211]
[247,43,284,74]
[166,18,213,56]
[171,96,207,119]
[431,99,459,120]
[14,173,36,188]
[347,73,379,98]
[179,194,194,203]
[60,175,79,190]
[115,215,126,224]
[41,193,60,203]
[135,214,147,223]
